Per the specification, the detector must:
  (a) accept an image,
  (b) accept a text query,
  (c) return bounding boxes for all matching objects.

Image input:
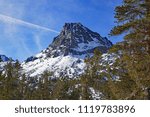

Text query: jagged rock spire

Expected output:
[43,22,112,58]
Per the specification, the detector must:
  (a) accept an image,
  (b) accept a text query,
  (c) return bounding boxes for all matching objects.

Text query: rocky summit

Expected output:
[44,23,112,57]
[22,23,113,78]
[0,55,12,71]
[0,55,11,62]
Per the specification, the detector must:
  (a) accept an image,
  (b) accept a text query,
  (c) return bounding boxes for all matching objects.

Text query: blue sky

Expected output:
[0,0,122,61]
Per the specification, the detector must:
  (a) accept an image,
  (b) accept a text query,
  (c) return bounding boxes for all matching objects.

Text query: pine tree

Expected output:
[68,81,80,100]
[50,78,68,99]
[110,0,150,99]
[18,74,27,99]
[35,71,52,99]
[0,70,6,99]
[2,62,18,99]
[79,49,103,100]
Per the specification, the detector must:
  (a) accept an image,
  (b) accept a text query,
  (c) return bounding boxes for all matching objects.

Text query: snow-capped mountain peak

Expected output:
[22,23,113,78]
[0,54,14,71]
[0,55,10,62]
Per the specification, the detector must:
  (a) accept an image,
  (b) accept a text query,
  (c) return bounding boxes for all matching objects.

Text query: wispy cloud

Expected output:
[0,49,4,54]
[0,0,60,60]
[0,14,59,33]
[34,35,43,51]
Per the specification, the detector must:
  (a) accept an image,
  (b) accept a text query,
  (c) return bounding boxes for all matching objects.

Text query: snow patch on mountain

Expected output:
[22,55,85,78]
[0,54,14,72]
[0,62,7,71]
[101,53,119,66]
[72,38,103,52]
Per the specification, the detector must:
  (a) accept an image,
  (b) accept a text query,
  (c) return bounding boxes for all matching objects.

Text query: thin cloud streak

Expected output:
[0,49,4,54]
[0,14,59,33]
[34,35,43,51]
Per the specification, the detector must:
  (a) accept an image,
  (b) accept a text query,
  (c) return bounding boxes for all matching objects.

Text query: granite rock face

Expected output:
[42,23,112,58]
